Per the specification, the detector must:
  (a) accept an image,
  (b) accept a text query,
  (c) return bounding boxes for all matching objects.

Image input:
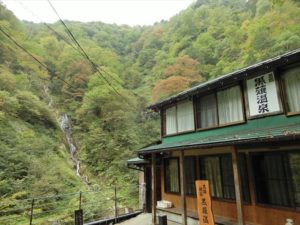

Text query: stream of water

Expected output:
[59,113,81,177]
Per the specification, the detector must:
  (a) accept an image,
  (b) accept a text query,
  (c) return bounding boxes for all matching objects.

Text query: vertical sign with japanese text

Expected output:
[196,180,215,225]
[247,72,280,116]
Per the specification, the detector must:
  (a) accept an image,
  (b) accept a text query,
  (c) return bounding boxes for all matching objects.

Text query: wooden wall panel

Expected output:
[160,148,300,225]
[160,191,300,225]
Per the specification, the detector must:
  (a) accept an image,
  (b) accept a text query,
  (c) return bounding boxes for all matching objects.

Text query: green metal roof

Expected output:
[149,48,300,109]
[138,115,300,155]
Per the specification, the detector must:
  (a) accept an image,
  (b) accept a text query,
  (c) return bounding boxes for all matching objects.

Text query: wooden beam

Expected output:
[232,147,245,225]
[151,153,157,225]
[179,150,187,225]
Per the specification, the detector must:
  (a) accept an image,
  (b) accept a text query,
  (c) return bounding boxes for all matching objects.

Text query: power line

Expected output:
[0,189,104,206]
[15,1,91,85]
[16,0,78,52]
[0,27,48,81]
[0,26,77,90]
[18,0,139,102]
[47,0,132,105]
[16,0,105,88]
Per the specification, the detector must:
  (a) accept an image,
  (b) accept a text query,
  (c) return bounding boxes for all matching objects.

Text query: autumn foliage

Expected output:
[152,55,203,102]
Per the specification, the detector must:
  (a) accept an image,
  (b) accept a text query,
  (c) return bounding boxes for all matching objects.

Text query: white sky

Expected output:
[1,0,194,26]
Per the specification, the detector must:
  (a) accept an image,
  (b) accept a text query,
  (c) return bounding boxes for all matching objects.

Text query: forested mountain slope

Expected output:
[0,0,299,224]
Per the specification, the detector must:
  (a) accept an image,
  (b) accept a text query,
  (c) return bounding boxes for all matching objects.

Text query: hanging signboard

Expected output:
[247,72,280,116]
[195,180,215,225]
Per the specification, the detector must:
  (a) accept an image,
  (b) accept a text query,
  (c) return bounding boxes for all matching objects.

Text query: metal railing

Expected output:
[0,184,141,225]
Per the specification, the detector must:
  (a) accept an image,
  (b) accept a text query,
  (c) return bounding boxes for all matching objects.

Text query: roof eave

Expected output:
[149,48,300,110]
[138,134,300,156]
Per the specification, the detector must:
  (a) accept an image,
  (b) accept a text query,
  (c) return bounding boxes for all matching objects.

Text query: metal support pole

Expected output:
[29,198,35,225]
[79,191,82,210]
[115,186,118,224]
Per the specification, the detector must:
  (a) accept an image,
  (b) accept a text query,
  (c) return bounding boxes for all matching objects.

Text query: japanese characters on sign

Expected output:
[247,72,280,116]
[196,180,214,225]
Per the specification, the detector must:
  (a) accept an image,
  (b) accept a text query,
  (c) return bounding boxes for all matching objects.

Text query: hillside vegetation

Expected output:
[0,0,299,223]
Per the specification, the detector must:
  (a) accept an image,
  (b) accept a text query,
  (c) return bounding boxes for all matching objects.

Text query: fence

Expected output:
[0,184,141,225]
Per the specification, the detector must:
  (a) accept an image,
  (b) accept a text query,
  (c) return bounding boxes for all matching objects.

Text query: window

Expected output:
[177,101,195,132]
[196,94,218,129]
[218,86,244,125]
[196,85,244,129]
[200,155,234,199]
[199,154,250,202]
[282,67,300,113]
[252,151,300,208]
[164,100,195,135]
[166,106,177,135]
[185,157,197,195]
[239,154,251,203]
[164,158,180,193]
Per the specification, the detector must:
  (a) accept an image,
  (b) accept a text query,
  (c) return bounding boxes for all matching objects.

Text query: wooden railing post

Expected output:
[79,191,82,210]
[180,150,187,225]
[232,147,245,225]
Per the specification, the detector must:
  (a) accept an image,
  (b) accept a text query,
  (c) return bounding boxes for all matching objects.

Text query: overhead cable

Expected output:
[16,0,78,52]
[47,0,131,105]
[0,26,77,90]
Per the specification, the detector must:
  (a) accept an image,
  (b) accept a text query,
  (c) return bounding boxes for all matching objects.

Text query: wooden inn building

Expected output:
[128,49,300,225]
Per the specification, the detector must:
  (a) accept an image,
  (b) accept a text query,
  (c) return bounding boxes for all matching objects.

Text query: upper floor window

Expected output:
[196,93,218,129]
[282,67,300,114]
[165,100,194,135]
[246,72,281,117]
[196,85,244,129]
[218,86,244,125]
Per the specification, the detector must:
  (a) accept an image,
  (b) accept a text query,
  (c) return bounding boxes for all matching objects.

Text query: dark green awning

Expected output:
[127,157,149,165]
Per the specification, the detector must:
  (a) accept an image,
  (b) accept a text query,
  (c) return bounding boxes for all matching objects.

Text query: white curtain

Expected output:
[199,94,218,128]
[202,157,223,198]
[217,86,243,125]
[283,68,300,113]
[166,106,177,135]
[169,159,180,192]
[177,100,195,132]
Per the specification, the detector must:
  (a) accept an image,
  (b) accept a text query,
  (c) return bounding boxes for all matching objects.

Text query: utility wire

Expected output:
[16,0,99,87]
[47,0,131,105]
[16,0,78,52]
[0,189,104,205]
[0,26,77,90]
[18,0,139,102]
[0,27,48,81]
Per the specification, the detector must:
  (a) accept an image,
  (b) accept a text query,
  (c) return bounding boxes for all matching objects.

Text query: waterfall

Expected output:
[59,113,81,177]
[43,85,53,107]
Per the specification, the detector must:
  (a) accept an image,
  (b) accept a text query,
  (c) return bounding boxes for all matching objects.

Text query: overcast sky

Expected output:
[1,0,194,26]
